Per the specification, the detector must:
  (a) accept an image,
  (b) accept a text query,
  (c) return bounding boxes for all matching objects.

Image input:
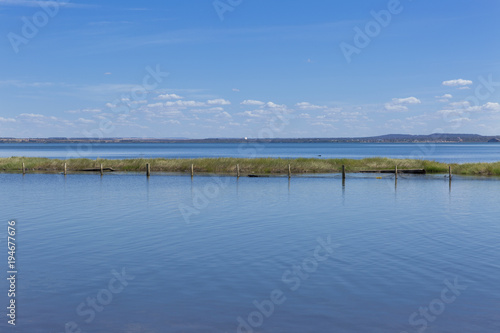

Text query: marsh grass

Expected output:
[1,156,500,176]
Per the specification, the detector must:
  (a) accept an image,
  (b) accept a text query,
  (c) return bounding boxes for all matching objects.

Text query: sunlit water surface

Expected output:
[2,142,500,163]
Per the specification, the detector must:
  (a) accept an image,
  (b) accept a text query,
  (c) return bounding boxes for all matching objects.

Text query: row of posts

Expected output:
[18,163,453,181]
[144,164,450,182]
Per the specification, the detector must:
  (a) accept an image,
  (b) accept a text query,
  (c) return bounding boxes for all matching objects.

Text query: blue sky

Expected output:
[1,0,500,138]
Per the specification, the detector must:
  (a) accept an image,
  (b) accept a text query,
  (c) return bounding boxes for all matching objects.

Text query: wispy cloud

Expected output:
[436,94,453,102]
[296,102,326,110]
[157,93,184,100]
[0,117,16,123]
[0,0,94,8]
[76,117,96,124]
[385,97,421,111]
[164,100,205,107]
[0,80,56,88]
[241,100,265,106]
[442,79,473,87]
[207,99,231,105]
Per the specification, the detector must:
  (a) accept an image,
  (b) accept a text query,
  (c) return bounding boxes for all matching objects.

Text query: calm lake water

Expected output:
[2,142,500,163]
[0,173,499,332]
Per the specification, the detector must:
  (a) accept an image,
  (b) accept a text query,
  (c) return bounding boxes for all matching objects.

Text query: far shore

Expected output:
[2,157,500,176]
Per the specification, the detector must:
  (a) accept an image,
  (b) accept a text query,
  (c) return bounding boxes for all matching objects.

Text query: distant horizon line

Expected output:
[1,133,499,142]
[0,133,499,140]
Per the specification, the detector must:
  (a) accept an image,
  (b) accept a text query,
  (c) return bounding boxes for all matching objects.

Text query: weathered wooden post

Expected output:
[288,164,291,178]
[22,162,25,175]
[395,165,398,180]
[146,163,151,177]
[191,164,194,177]
[237,164,240,178]
[100,164,103,176]
[64,163,67,176]
[342,165,346,181]
[449,165,452,190]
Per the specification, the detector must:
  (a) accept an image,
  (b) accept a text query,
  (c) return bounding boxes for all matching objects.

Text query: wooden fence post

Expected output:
[100,164,103,176]
[288,164,291,178]
[64,163,67,175]
[146,163,151,177]
[237,164,240,178]
[395,165,398,179]
[191,164,194,177]
[342,165,346,181]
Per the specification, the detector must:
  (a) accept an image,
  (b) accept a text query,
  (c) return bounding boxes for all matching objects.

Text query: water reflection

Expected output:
[1,173,499,332]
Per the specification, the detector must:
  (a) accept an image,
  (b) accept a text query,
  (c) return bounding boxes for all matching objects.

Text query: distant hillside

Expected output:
[0,133,499,143]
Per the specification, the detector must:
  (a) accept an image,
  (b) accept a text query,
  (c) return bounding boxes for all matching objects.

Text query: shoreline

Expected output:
[2,157,500,176]
[1,133,500,143]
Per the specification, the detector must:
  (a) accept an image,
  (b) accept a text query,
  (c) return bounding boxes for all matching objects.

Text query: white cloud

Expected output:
[82,108,101,113]
[147,103,164,108]
[450,117,471,123]
[157,93,183,100]
[384,104,407,111]
[443,101,500,112]
[436,94,453,102]
[77,118,96,124]
[384,96,421,111]
[468,102,500,112]
[449,101,470,108]
[0,117,16,123]
[393,97,421,104]
[218,112,232,118]
[16,113,72,127]
[158,110,183,117]
[207,99,231,105]
[232,88,240,92]
[65,108,101,114]
[238,111,261,118]
[241,100,265,106]
[164,100,205,107]
[311,122,335,128]
[161,120,181,125]
[442,79,473,87]
[237,109,274,118]
[265,101,286,109]
[295,102,326,110]
[438,102,500,122]
[483,102,500,111]
[19,113,44,118]
[130,100,147,105]
[325,107,342,114]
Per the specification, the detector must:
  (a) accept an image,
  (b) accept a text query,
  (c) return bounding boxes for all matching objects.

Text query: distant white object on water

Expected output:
[244,137,248,140]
